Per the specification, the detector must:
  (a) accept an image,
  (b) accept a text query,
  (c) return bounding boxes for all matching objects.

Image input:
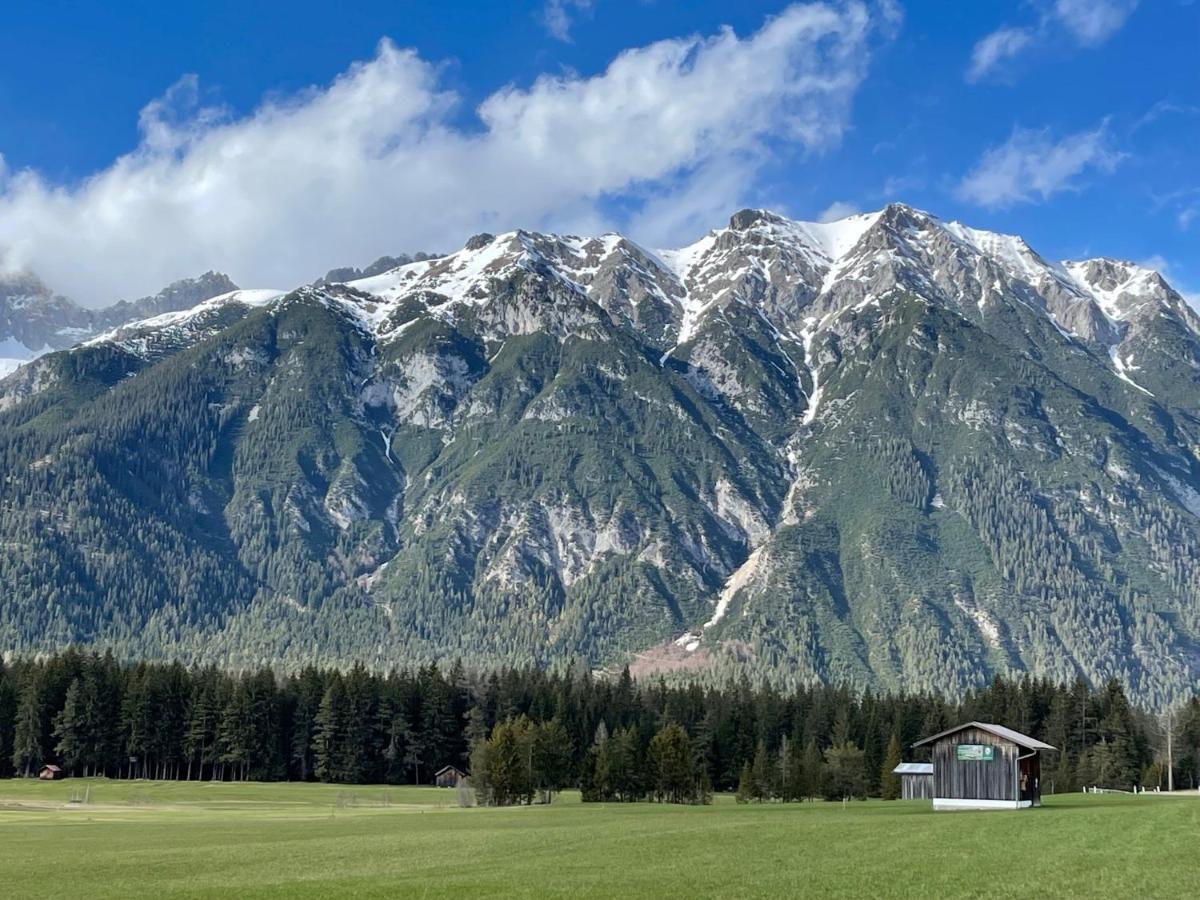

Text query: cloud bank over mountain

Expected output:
[0,2,885,305]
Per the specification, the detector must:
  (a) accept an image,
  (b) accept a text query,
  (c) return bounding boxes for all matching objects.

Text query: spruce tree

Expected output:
[735,762,753,804]
[750,739,773,801]
[880,733,902,800]
[648,723,695,804]
[218,681,253,782]
[800,739,823,801]
[313,676,348,783]
[823,742,866,801]
[485,717,534,806]
[531,718,573,803]
[53,679,85,776]
[0,662,16,778]
[11,672,44,777]
[611,726,642,801]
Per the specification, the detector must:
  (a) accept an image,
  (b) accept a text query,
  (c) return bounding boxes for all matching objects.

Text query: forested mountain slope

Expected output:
[2,203,1198,703]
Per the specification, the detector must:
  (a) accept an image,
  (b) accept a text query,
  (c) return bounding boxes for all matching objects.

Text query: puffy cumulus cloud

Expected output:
[956,124,1124,209]
[0,2,885,305]
[966,26,1035,82]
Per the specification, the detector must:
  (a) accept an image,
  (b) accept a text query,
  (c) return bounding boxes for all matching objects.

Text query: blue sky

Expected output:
[0,1,1195,304]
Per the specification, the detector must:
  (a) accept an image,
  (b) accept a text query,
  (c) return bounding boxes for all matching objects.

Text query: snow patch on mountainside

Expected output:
[944,222,1064,287]
[83,288,283,348]
[799,317,823,426]
[1109,345,1153,396]
[1063,260,1160,322]
[792,211,883,261]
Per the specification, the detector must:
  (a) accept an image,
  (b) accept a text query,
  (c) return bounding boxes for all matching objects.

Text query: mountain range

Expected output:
[0,270,238,377]
[2,203,1198,703]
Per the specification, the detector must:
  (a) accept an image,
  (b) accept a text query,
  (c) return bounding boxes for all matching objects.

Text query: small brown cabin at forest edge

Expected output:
[912,722,1055,811]
[38,764,63,781]
[434,765,466,788]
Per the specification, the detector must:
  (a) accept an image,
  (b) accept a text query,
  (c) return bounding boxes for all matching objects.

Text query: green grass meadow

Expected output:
[1,780,1197,898]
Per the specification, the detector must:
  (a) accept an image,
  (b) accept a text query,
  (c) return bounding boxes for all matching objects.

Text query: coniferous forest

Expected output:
[2,650,1198,804]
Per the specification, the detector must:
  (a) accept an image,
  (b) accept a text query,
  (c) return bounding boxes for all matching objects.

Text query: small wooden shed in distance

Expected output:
[892,762,933,799]
[434,765,466,788]
[912,722,1055,811]
[38,764,63,781]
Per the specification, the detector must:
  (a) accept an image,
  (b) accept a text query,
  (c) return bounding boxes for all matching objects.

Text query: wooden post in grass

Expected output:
[1165,708,1174,793]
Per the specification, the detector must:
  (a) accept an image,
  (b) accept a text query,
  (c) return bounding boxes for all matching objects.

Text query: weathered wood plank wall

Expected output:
[901,774,934,800]
[930,727,1017,801]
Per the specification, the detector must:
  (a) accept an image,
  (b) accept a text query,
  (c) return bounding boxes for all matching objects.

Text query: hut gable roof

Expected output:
[893,762,933,775]
[912,721,1055,751]
[434,765,465,777]
[40,764,62,772]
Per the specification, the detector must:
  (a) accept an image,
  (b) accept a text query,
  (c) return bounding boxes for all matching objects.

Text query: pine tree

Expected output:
[11,672,44,777]
[611,726,643,801]
[289,667,323,782]
[823,742,866,801]
[648,723,696,804]
[313,676,348,782]
[800,739,823,801]
[218,680,253,781]
[184,675,219,781]
[484,717,534,806]
[581,721,612,801]
[531,718,573,803]
[735,762,754,804]
[342,665,378,784]
[880,733,902,800]
[53,679,85,775]
[0,662,16,778]
[750,739,774,801]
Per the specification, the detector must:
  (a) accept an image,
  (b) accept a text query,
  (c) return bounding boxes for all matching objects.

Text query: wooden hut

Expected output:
[912,722,1054,810]
[893,762,933,800]
[38,764,63,781]
[434,765,466,788]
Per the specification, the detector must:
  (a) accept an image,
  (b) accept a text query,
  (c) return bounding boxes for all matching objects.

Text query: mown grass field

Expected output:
[1,780,1197,898]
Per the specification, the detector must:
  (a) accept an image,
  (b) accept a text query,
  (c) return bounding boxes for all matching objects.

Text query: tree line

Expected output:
[2,649,1199,803]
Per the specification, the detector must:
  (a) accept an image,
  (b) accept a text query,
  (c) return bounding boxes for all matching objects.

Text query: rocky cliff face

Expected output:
[2,203,1199,702]
[0,270,238,375]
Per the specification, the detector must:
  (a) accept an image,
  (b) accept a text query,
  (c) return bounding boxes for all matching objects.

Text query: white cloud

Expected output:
[0,3,881,304]
[966,1,1137,82]
[542,0,594,42]
[957,124,1124,209]
[817,200,861,222]
[1053,0,1138,47]
[967,27,1035,82]
[628,155,761,249]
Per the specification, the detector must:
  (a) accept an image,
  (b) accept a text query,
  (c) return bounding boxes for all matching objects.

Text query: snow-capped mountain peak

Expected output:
[11,204,1196,396]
